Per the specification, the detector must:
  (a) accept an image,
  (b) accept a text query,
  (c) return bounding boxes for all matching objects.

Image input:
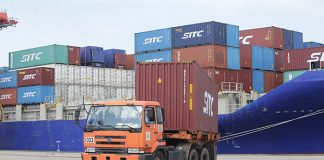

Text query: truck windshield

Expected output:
[85,105,143,132]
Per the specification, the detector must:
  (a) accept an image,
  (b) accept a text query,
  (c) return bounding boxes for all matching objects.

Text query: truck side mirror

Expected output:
[161,108,165,122]
[75,104,83,126]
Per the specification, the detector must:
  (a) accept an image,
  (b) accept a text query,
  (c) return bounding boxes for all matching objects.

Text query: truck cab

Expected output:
[76,100,173,160]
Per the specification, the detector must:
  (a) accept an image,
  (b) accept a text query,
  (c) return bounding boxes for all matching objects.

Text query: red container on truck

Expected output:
[17,67,55,87]
[173,45,227,68]
[68,46,81,65]
[240,26,284,49]
[0,88,17,105]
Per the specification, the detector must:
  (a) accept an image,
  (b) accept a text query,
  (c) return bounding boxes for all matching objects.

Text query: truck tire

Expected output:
[153,151,165,160]
[188,149,199,160]
[200,147,210,160]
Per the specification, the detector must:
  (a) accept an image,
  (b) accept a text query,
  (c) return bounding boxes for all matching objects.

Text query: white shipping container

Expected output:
[98,68,106,86]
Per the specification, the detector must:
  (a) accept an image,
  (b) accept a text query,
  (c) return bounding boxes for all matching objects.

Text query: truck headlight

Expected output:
[128,148,144,154]
[85,148,96,153]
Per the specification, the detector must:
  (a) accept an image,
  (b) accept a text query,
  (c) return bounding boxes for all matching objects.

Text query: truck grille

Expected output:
[96,135,126,146]
[97,141,125,145]
[95,148,127,154]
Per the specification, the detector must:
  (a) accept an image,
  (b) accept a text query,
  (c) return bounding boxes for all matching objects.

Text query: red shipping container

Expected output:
[274,72,283,88]
[0,88,17,105]
[126,54,135,70]
[17,67,55,87]
[68,46,81,65]
[239,69,252,93]
[136,62,218,133]
[264,71,276,93]
[203,68,241,91]
[240,44,252,68]
[274,49,284,72]
[283,47,324,71]
[240,26,284,49]
[173,45,227,68]
[114,53,128,68]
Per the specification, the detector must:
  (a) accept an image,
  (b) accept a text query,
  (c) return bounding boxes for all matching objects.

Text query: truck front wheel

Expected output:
[188,149,199,160]
[200,147,210,160]
[153,151,165,160]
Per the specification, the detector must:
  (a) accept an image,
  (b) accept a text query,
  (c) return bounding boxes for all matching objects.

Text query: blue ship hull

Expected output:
[0,71,324,153]
[218,70,324,154]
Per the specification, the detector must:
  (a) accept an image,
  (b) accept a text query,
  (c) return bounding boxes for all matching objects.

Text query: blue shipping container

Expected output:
[284,30,294,50]
[263,48,275,71]
[0,71,17,89]
[227,47,240,70]
[103,49,126,68]
[135,28,172,53]
[252,70,264,93]
[226,24,239,47]
[293,31,303,49]
[0,67,9,73]
[135,50,172,63]
[172,21,226,48]
[303,42,323,48]
[17,85,55,104]
[252,46,263,70]
[80,46,104,65]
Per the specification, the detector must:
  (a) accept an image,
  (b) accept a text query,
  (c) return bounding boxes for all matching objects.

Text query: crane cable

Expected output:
[219,108,324,142]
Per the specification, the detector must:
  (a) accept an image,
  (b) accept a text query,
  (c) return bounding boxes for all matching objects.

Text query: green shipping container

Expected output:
[283,70,307,82]
[9,44,68,69]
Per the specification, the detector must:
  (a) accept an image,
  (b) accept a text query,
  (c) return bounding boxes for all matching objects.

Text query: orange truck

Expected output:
[75,62,219,160]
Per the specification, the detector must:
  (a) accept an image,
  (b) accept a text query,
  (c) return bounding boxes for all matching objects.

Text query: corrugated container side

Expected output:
[227,47,240,70]
[135,28,172,53]
[17,85,55,104]
[239,69,252,93]
[274,50,284,72]
[172,22,226,48]
[263,48,275,71]
[68,46,81,65]
[252,46,263,70]
[240,27,284,49]
[114,53,128,67]
[303,42,323,48]
[0,88,17,105]
[283,70,307,82]
[226,24,239,47]
[17,67,55,87]
[240,44,252,68]
[283,47,324,71]
[264,71,275,93]
[293,31,303,49]
[274,72,283,87]
[0,71,17,89]
[252,70,264,93]
[80,46,104,66]
[172,45,227,68]
[9,45,68,69]
[126,54,135,70]
[103,49,126,68]
[283,29,294,50]
[136,62,218,133]
[135,50,172,63]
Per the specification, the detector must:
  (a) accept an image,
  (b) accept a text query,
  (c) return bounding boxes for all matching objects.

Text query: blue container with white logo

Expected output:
[226,24,239,47]
[227,47,240,70]
[17,85,54,104]
[172,21,226,48]
[135,50,172,63]
[284,29,294,50]
[263,47,275,71]
[80,46,104,65]
[303,42,323,48]
[252,46,263,70]
[0,71,17,89]
[293,31,303,49]
[103,49,126,68]
[252,70,264,93]
[135,28,172,53]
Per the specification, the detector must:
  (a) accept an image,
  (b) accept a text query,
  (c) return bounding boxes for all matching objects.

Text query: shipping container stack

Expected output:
[239,26,303,93]
[1,44,136,122]
[135,21,241,92]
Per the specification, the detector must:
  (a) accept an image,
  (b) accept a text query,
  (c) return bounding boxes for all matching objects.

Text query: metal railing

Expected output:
[221,82,243,92]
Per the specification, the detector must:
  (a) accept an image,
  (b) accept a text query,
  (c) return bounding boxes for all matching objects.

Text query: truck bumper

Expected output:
[82,153,152,160]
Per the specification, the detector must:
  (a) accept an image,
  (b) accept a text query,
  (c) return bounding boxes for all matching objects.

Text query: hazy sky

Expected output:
[0,0,323,66]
